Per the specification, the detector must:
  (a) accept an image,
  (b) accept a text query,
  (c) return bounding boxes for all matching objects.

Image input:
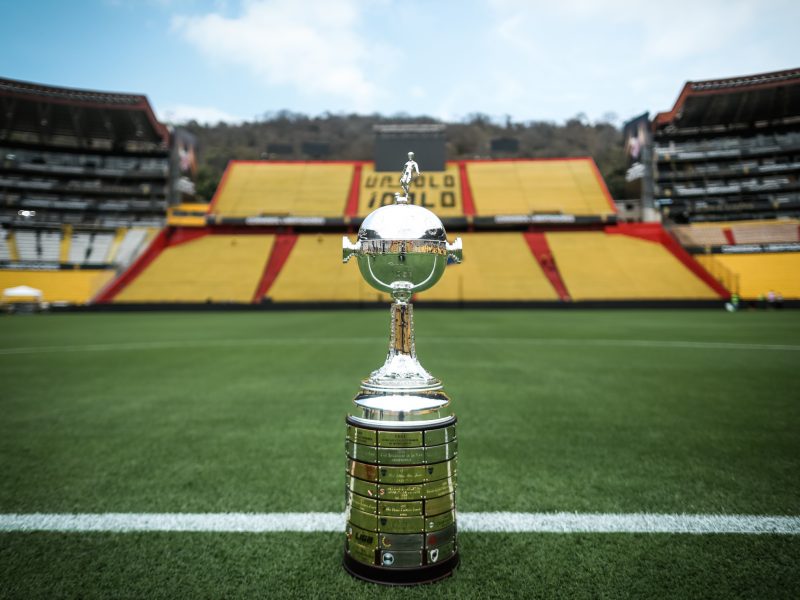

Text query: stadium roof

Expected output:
[653,68,800,130]
[0,77,168,146]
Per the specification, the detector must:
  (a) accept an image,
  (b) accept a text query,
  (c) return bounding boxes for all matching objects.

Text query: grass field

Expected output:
[1,309,799,598]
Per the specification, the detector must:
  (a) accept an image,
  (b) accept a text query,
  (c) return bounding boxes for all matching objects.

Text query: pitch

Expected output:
[1,309,798,598]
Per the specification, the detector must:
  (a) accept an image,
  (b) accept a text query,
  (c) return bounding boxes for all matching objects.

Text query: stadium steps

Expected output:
[115,228,151,268]
[86,233,114,264]
[522,232,571,301]
[344,163,363,218]
[68,233,91,264]
[0,269,114,304]
[210,162,355,217]
[0,229,13,261]
[112,232,275,303]
[106,228,128,263]
[546,228,722,300]
[418,233,559,302]
[59,225,72,262]
[696,253,800,299]
[252,233,298,302]
[466,159,616,216]
[457,162,477,216]
[40,231,61,262]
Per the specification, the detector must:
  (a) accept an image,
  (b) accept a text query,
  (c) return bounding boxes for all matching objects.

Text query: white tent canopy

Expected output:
[2,285,43,299]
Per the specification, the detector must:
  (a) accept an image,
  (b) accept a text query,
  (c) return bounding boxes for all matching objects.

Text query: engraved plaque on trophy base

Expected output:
[344,417,459,584]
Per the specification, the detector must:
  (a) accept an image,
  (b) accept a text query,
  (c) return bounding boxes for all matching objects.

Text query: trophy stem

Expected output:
[389,300,415,360]
[362,299,439,390]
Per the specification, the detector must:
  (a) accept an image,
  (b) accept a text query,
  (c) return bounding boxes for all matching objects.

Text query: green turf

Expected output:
[1,532,798,600]
[1,309,799,597]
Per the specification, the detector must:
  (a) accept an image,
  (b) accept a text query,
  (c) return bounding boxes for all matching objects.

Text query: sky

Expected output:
[1,0,798,126]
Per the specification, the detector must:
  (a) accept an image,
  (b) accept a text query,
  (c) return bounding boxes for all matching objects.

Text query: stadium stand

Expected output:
[696,253,800,299]
[466,159,615,216]
[207,158,612,222]
[0,77,172,228]
[210,162,355,217]
[419,233,559,301]
[267,234,390,303]
[100,153,737,305]
[547,229,720,300]
[0,77,192,304]
[653,69,800,223]
[113,233,275,303]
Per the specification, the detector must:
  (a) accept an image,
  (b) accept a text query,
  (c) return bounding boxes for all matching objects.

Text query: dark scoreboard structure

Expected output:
[374,124,446,172]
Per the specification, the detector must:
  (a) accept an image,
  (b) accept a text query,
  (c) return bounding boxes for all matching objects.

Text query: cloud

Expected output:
[490,0,758,62]
[172,0,383,111]
[159,104,243,124]
[482,0,792,122]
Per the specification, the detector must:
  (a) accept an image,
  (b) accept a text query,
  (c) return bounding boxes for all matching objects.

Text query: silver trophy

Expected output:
[341,153,463,585]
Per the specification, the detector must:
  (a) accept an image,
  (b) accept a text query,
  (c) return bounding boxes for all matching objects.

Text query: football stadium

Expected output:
[1,27,799,599]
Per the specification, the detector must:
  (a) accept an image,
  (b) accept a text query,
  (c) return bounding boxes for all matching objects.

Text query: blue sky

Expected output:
[1,0,798,126]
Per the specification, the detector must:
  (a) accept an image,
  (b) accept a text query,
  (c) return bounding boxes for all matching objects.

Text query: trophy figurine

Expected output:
[341,153,463,585]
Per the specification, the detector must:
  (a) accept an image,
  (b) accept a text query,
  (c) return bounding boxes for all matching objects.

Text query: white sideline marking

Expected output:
[1,337,798,355]
[1,513,798,534]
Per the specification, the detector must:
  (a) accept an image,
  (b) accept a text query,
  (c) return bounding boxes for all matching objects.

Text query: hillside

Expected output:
[180,113,627,203]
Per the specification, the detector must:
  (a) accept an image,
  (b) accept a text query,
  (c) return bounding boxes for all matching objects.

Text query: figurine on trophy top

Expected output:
[398,151,420,203]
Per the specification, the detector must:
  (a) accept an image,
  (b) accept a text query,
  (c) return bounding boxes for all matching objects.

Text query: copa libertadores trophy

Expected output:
[341,152,463,585]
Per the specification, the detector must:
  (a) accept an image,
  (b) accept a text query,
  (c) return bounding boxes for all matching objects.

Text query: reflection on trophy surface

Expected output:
[341,153,463,585]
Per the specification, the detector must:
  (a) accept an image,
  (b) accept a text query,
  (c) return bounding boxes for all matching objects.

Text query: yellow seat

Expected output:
[213,163,353,217]
[0,270,114,304]
[697,253,800,299]
[547,232,717,300]
[467,159,614,216]
[420,233,558,301]
[115,235,274,303]
[268,234,390,303]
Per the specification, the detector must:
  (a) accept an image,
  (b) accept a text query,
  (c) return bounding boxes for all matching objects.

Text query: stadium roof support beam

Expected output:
[0,95,17,140]
[68,105,87,149]
[35,100,52,146]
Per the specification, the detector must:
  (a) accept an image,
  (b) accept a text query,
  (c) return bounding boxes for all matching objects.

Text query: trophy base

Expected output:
[343,413,459,585]
[343,549,459,586]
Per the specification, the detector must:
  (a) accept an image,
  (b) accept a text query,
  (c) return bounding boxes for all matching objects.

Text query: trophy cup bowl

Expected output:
[341,161,463,585]
[343,202,463,302]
